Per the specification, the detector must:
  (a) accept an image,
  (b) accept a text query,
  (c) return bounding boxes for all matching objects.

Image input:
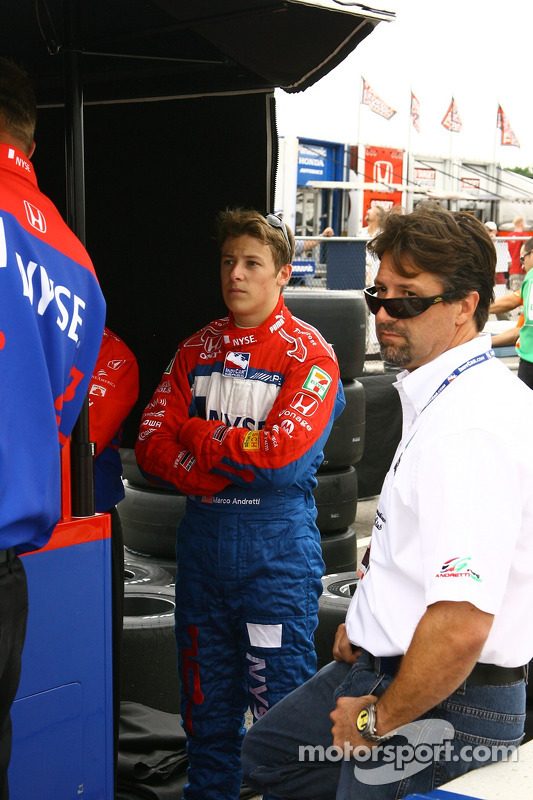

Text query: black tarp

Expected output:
[3,1,393,104]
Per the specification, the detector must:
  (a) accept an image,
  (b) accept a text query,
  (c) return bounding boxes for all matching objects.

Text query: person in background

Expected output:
[136,208,345,800]
[507,215,527,292]
[485,220,511,319]
[489,237,533,388]
[363,204,386,285]
[88,327,139,785]
[0,57,105,797]
[242,202,533,800]
[490,312,524,348]
[294,225,334,257]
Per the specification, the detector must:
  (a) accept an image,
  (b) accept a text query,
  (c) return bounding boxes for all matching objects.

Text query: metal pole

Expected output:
[64,0,95,517]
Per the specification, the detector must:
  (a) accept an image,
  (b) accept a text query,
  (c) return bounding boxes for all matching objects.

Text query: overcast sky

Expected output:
[275,0,532,169]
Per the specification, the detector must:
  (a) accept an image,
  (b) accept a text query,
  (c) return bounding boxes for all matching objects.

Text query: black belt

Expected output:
[369,653,527,686]
[0,548,15,565]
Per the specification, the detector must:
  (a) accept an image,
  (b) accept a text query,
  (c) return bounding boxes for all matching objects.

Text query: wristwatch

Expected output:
[356,702,389,743]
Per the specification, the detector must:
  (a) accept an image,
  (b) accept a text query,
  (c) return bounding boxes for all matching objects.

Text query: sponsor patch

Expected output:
[175,450,195,472]
[223,351,250,378]
[107,359,126,370]
[164,356,176,375]
[290,392,319,417]
[242,430,261,451]
[435,556,482,583]
[89,384,106,397]
[212,425,230,444]
[302,366,332,400]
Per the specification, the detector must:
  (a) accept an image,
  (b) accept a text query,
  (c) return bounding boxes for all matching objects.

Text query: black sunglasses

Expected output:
[364,285,458,319]
[520,251,532,264]
[266,213,291,254]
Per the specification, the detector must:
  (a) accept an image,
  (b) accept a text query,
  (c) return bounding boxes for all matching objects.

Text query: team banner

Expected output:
[497,105,520,147]
[441,97,462,132]
[410,92,420,132]
[361,78,396,120]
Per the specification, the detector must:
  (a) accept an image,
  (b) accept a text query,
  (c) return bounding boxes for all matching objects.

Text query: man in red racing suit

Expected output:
[136,209,345,800]
[0,58,105,796]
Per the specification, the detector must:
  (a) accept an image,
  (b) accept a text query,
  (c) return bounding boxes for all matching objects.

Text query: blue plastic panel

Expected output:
[10,684,83,797]
[9,515,113,800]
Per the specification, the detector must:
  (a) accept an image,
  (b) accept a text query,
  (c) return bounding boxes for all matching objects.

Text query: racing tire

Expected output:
[124,547,177,579]
[313,467,358,533]
[315,572,359,670]
[283,289,366,380]
[320,527,357,575]
[320,379,365,471]
[121,480,185,560]
[121,585,180,713]
[124,552,175,586]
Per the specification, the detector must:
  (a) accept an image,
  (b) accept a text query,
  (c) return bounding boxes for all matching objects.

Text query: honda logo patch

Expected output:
[23,200,47,233]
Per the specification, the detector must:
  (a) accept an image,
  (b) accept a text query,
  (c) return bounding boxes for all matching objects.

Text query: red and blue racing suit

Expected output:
[136,294,345,800]
[0,142,106,554]
[0,142,105,792]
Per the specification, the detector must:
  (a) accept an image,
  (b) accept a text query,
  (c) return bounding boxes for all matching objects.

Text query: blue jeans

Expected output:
[241,652,526,800]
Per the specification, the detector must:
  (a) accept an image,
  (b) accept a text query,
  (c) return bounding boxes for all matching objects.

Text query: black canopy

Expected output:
[3,1,393,104]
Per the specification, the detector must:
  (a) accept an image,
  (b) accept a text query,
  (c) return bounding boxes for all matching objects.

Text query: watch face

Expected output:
[357,707,370,732]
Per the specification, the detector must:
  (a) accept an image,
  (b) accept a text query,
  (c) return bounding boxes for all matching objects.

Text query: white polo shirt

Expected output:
[346,333,533,667]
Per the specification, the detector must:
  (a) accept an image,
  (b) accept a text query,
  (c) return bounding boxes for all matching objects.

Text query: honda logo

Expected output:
[373,160,393,185]
[290,392,319,417]
[23,200,47,233]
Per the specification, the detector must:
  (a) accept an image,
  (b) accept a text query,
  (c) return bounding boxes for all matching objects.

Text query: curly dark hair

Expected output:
[367,202,496,330]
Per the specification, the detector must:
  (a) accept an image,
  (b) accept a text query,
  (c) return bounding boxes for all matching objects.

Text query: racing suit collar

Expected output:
[0,142,38,188]
[226,294,289,345]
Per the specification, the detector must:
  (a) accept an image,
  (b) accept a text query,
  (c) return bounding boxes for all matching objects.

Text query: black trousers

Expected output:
[518,357,533,390]
[0,555,28,800]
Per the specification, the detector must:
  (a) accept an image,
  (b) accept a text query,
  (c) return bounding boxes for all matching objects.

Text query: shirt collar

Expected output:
[393,333,493,430]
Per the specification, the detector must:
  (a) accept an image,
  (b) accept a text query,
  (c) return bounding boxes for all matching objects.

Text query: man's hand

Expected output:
[330,694,378,754]
[332,623,362,664]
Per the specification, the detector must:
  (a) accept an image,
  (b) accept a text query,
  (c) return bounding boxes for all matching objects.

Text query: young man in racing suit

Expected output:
[136,209,345,800]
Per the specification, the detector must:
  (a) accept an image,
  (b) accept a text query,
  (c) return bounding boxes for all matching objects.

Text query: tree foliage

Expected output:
[508,166,533,179]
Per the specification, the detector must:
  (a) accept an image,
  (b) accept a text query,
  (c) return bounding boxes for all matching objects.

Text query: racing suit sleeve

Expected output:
[88,330,139,456]
[135,349,233,495]
[178,357,344,490]
[136,331,344,494]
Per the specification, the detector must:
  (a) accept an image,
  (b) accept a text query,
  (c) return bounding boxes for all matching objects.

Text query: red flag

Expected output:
[410,92,420,132]
[441,97,462,132]
[361,78,396,120]
[497,105,520,147]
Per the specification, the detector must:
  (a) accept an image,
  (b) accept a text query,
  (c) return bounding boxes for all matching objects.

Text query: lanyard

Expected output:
[397,348,495,463]
[421,349,495,415]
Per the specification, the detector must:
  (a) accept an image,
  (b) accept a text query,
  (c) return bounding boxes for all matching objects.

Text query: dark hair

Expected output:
[217,208,295,269]
[368,201,495,330]
[523,237,533,257]
[0,57,37,153]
